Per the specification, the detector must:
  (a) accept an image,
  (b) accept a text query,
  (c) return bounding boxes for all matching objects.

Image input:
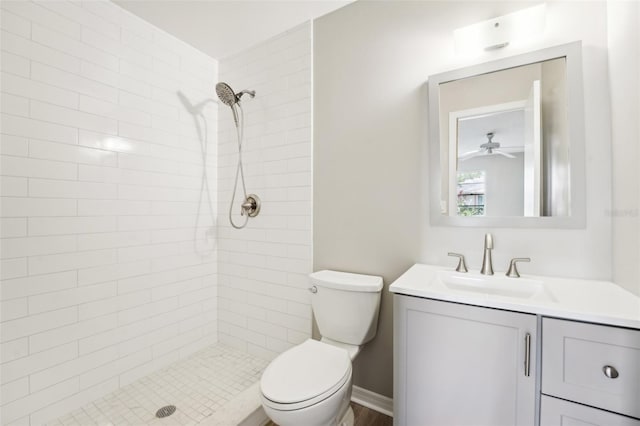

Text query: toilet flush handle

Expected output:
[308,286,317,294]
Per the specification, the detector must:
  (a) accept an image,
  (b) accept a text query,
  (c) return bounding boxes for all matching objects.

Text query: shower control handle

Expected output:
[240,201,253,215]
[240,194,261,218]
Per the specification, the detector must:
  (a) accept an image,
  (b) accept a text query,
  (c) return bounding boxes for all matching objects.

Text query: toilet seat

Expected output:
[261,339,352,411]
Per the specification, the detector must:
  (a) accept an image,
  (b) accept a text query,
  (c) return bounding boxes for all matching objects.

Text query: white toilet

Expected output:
[260,270,383,426]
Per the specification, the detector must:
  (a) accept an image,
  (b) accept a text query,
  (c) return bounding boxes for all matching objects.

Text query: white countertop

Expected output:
[389,264,640,329]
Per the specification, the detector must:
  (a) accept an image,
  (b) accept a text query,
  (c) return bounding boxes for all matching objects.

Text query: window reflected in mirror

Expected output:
[457,171,485,216]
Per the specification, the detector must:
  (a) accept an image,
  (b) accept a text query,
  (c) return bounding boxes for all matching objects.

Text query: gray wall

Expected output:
[314,1,617,398]
[313,1,423,398]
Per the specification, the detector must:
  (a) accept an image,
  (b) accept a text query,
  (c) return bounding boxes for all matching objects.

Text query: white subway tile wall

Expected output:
[0,1,219,424]
[217,23,312,360]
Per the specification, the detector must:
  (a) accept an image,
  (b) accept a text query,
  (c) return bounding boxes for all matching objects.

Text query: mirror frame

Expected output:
[428,41,585,228]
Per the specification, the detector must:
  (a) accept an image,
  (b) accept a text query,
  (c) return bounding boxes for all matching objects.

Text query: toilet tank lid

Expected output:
[309,270,383,292]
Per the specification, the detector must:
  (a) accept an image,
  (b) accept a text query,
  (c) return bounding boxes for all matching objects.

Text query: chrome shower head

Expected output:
[215,83,256,105]
[215,82,256,127]
[216,82,240,126]
[216,82,237,107]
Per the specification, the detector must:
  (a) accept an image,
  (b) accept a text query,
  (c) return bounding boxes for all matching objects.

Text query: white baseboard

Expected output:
[351,385,393,417]
[237,384,394,425]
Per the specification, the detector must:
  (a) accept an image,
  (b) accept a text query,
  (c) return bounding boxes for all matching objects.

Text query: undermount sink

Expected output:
[436,270,556,302]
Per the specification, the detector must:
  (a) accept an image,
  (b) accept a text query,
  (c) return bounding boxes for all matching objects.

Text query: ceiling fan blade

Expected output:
[499,145,524,153]
[458,149,482,159]
[494,150,516,159]
[459,151,484,162]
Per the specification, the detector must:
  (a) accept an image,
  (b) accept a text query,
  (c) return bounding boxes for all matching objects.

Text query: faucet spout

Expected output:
[480,233,494,275]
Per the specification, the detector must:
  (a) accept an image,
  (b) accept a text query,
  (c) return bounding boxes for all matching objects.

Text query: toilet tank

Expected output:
[309,270,383,345]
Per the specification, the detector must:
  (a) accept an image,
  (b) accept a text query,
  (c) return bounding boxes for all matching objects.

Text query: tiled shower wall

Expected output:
[0,1,218,424]
[217,22,313,360]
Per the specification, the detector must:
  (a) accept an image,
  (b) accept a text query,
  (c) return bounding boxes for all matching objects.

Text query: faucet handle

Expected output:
[448,252,468,273]
[506,258,531,278]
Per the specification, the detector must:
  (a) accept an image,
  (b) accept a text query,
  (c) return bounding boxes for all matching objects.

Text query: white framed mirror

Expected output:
[428,42,586,228]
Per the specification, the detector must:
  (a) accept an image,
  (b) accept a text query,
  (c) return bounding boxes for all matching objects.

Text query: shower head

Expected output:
[215,82,255,127]
[216,82,238,107]
[215,83,256,105]
[216,82,239,126]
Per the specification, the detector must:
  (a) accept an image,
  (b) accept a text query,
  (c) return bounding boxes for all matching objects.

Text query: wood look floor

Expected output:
[265,402,393,426]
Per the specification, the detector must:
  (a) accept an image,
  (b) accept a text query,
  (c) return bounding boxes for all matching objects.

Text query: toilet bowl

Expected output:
[259,270,383,426]
[261,339,353,426]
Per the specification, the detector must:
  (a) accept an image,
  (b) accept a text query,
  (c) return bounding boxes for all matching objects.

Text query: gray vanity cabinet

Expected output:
[394,295,537,426]
[540,395,640,426]
[540,318,640,426]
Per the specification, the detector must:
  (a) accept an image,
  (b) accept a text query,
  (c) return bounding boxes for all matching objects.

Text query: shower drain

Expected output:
[155,405,177,418]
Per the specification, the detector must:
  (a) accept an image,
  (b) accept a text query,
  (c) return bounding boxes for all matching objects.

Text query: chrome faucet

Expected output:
[480,233,494,275]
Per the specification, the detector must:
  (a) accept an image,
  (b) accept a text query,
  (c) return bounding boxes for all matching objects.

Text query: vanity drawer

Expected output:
[542,318,640,418]
[540,395,640,426]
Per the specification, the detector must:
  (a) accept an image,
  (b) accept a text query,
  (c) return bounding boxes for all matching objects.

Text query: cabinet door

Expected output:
[542,318,640,418]
[540,395,640,426]
[394,295,537,426]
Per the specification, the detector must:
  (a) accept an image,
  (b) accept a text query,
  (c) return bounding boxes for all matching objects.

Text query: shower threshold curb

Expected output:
[199,382,267,426]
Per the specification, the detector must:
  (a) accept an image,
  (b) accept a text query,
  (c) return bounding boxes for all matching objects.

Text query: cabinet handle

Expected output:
[603,365,619,379]
[524,333,531,377]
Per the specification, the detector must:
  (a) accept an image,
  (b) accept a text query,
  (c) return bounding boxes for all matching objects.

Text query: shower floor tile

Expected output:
[48,344,269,426]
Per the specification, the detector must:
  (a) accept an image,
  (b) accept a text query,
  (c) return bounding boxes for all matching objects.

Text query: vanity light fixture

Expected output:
[454,4,547,54]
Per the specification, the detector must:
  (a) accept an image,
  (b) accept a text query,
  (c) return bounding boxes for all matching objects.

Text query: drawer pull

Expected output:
[603,365,619,379]
[524,333,531,377]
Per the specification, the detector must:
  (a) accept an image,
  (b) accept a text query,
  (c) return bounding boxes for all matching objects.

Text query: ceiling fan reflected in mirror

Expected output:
[459,132,517,161]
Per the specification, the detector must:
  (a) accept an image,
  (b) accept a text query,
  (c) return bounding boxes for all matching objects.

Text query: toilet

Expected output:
[260,270,383,426]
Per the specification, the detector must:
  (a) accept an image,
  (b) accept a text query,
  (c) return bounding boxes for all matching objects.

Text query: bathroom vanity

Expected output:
[390,264,640,426]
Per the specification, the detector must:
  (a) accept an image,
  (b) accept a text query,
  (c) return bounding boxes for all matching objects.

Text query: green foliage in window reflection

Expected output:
[457,170,484,183]
[457,170,485,217]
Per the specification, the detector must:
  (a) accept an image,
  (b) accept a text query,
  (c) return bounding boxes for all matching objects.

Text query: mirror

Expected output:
[428,42,585,228]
